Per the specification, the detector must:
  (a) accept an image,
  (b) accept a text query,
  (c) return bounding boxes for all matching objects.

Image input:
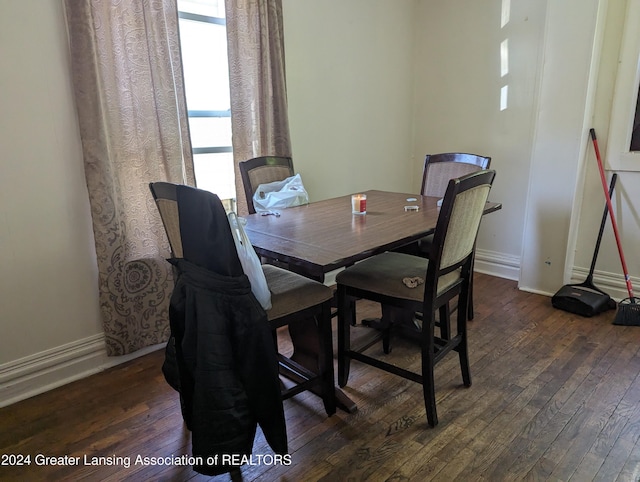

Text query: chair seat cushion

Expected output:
[263,265,333,320]
[335,252,460,302]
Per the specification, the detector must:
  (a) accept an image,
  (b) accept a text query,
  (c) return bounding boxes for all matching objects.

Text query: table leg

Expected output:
[287,316,357,413]
[267,260,357,413]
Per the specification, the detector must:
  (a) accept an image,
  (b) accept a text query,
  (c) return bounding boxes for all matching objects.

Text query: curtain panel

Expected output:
[225,0,292,215]
[65,0,195,356]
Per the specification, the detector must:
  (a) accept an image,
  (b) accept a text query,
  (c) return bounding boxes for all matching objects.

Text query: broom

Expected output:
[590,128,640,325]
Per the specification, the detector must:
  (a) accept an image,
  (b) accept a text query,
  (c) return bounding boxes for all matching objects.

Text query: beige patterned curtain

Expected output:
[225,0,291,215]
[65,0,195,356]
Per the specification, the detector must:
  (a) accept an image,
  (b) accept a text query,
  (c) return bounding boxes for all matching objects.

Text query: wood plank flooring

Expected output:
[2,273,640,481]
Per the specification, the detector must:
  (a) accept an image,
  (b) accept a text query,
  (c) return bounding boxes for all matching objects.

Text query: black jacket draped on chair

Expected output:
[162,185,287,476]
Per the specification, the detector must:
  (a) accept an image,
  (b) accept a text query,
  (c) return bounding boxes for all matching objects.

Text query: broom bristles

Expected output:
[613,298,640,326]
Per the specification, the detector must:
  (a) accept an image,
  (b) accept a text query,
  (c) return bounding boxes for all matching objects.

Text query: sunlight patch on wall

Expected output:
[500,85,509,111]
[501,0,510,28]
[501,39,509,77]
[500,0,511,111]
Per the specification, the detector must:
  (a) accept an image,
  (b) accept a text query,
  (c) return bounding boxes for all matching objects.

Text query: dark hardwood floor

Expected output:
[2,273,640,481]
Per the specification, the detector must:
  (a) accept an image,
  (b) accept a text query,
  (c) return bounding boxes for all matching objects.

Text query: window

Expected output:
[178,0,236,209]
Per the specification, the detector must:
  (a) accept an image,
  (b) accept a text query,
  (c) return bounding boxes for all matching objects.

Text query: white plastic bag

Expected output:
[228,212,272,310]
[253,173,309,213]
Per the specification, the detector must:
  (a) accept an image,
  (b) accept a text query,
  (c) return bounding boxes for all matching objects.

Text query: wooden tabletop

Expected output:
[244,190,501,280]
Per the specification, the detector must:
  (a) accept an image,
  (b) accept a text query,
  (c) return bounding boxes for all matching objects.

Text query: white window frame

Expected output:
[177,3,236,209]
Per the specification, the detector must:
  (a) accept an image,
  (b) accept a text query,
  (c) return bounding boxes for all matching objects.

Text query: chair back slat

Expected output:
[239,156,294,214]
[149,182,183,258]
[440,183,492,269]
[421,153,491,198]
[429,170,496,276]
[248,165,294,195]
[155,199,183,258]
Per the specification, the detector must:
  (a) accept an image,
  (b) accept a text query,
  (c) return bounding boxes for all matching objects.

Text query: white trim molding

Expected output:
[569,266,639,302]
[474,248,520,281]
[0,335,162,408]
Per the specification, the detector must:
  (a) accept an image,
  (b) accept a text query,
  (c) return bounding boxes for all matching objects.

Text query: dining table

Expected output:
[244,189,502,412]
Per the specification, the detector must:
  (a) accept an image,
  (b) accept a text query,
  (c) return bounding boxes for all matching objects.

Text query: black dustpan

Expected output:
[552,174,617,317]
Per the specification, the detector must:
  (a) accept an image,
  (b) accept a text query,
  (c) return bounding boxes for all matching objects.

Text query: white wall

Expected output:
[412,0,546,280]
[0,0,100,360]
[520,0,604,295]
[0,0,155,408]
[283,0,416,200]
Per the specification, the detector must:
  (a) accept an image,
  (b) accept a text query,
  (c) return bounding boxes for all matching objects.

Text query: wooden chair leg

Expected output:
[468,273,475,320]
[468,251,477,320]
[381,305,394,354]
[337,287,352,387]
[459,340,472,387]
[423,382,438,427]
[422,312,438,427]
[458,294,472,387]
[229,467,244,481]
[422,351,438,427]
[318,301,336,415]
[438,305,450,340]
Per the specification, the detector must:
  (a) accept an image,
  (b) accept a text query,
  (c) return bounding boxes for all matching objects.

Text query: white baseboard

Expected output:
[502,266,638,300]
[474,248,521,281]
[0,334,163,408]
[569,267,638,302]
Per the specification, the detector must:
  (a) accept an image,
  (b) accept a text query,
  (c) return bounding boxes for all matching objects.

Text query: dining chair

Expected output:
[149,182,336,417]
[239,156,294,214]
[418,152,491,320]
[237,154,318,281]
[337,169,496,427]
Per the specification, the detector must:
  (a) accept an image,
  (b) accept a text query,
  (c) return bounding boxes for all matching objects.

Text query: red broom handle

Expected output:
[589,129,634,300]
